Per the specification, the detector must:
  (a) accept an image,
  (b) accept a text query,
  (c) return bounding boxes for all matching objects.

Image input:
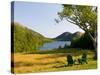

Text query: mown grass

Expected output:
[27,48,94,54]
[11,49,97,74]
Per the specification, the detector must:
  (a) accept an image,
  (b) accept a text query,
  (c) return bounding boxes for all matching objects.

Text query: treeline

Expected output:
[71,32,95,49]
[11,22,51,53]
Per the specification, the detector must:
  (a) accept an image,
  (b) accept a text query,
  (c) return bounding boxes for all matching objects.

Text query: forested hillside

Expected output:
[11,22,51,53]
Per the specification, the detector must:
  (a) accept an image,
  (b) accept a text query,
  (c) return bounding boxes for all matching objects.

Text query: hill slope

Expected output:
[54,32,83,41]
[11,22,51,53]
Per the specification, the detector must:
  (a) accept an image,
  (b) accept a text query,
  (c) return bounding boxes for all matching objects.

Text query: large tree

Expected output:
[55,5,97,59]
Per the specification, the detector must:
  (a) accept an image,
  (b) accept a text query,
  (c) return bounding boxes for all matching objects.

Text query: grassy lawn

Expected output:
[11,49,97,74]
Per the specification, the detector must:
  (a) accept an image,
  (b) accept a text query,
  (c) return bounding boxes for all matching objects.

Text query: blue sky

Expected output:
[13,1,84,38]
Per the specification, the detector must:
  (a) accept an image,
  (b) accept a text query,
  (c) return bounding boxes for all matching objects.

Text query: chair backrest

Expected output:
[81,53,87,61]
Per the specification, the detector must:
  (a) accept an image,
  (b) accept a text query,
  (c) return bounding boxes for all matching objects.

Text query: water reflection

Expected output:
[39,41,71,50]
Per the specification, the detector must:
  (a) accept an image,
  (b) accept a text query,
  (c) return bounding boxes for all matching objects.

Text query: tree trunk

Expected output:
[86,31,97,60]
[88,32,96,48]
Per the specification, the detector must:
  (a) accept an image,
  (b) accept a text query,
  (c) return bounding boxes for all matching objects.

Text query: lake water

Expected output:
[39,41,71,50]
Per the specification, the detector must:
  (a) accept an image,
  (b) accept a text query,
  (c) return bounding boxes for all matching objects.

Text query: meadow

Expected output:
[11,49,97,74]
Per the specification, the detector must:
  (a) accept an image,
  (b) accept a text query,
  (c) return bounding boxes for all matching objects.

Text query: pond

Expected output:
[39,41,71,50]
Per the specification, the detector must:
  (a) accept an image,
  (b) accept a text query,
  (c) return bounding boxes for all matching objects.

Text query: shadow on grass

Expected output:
[12,60,65,67]
[36,54,66,60]
[52,63,80,68]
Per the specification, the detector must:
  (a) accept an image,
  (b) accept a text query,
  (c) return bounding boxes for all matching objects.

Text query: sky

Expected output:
[13,1,84,38]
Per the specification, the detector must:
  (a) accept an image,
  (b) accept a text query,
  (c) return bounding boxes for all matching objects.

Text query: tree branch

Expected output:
[65,18,76,25]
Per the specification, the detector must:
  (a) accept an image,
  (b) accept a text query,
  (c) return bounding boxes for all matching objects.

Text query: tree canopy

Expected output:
[56,4,97,49]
